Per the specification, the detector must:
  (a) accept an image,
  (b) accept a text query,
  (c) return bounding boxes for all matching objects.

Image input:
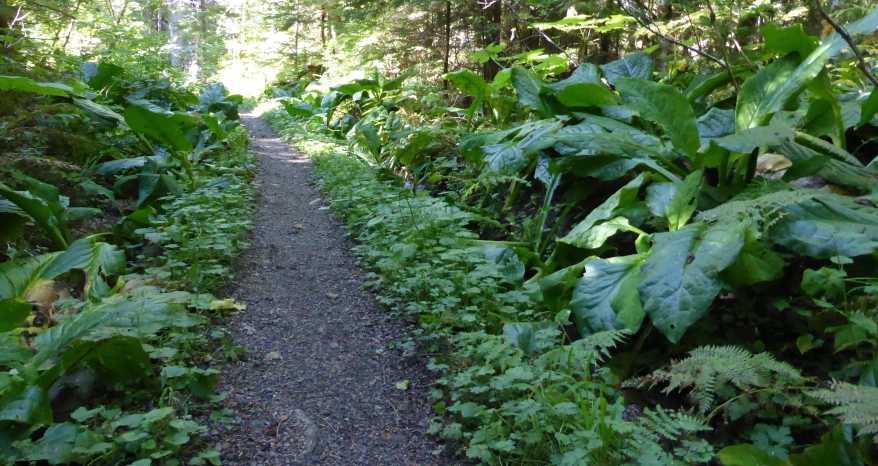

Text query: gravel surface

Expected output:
[215,114,459,465]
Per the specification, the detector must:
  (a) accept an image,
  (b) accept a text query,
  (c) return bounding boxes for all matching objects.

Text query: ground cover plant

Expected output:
[0,52,256,464]
[262,3,878,464]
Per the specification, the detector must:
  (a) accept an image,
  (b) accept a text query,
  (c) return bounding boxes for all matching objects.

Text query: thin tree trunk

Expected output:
[320,6,326,49]
[482,0,501,80]
[443,0,451,88]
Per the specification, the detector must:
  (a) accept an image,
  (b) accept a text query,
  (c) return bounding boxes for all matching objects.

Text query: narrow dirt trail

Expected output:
[215,115,454,465]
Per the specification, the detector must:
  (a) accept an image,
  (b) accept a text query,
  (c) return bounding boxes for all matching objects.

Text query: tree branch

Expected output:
[811,0,878,86]
[501,0,578,66]
[620,0,728,68]
[21,0,79,20]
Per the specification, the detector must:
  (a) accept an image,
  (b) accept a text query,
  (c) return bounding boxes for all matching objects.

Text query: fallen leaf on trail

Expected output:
[326,293,339,299]
[329,342,339,348]
[395,380,410,390]
[293,224,304,229]
[210,299,247,312]
[265,352,282,360]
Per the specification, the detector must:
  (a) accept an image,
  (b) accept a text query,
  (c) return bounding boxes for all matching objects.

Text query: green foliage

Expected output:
[637,346,804,414]
[0,60,254,465]
[811,381,878,444]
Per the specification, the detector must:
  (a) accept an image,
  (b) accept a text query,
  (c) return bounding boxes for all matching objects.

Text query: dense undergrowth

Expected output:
[0,60,256,464]
[264,6,878,465]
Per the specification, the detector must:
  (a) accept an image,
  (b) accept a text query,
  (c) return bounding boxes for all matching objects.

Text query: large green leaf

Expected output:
[616,77,700,158]
[279,100,314,119]
[89,336,152,385]
[80,62,124,91]
[696,108,736,145]
[557,83,618,108]
[445,69,491,97]
[0,199,28,243]
[0,337,34,366]
[684,71,731,102]
[723,221,785,287]
[736,55,801,131]
[646,182,676,218]
[0,237,121,300]
[482,142,526,175]
[0,298,31,332]
[764,24,817,57]
[600,52,653,86]
[357,124,381,157]
[639,222,745,342]
[136,173,183,209]
[554,132,679,181]
[203,114,230,139]
[770,196,878,259]
[73,99,126,126]
[789,427,864,466]
[0,181,67,250]
[0,384,51,425]
[859,89,878,128]
[0,76,72,97]
[777,140,878,189]
[15,423,105,465]
[124,105,197,152]
[547,63,602,92]
[570,254,647,336]
[717,444,791,466]
[560,174,649,249]
[510,66,554,118]
[737,8,878,131]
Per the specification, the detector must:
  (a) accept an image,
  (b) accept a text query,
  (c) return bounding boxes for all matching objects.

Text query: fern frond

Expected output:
[633,346,803,414]
[638,405,712,441]
[811,381,878,444]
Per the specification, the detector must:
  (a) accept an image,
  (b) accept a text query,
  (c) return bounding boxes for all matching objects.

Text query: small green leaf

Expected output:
[667,169,703,231]
[796,334,823,355]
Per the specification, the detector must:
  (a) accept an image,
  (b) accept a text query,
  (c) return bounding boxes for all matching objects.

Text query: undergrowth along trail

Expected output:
[217,114,454,466]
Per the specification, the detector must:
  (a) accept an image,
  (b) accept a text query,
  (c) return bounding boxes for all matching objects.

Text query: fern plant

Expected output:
[811,381,878,444]
[634,346,805,415]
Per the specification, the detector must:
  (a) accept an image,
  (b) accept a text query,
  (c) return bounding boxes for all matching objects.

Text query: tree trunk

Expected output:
[443,0,451,88]
[320,5,326,49]
[168,0,186,68]
[482,0,501,80]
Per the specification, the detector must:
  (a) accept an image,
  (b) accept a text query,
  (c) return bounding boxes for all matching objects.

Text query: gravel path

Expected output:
[215,115,457,465]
